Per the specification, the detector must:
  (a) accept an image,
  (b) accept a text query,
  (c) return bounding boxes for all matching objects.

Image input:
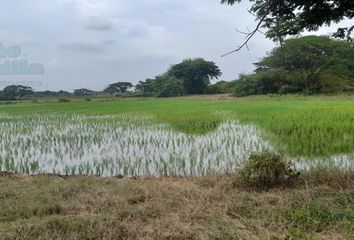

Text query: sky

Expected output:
[0,0,350,91]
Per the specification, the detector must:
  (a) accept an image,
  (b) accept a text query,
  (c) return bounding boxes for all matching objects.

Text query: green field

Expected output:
[1,96,354,239]
[0,95,353,176]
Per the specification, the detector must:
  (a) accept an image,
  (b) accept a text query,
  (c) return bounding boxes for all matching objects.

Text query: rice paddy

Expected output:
[0,113,274,176]
[0,96,353,176]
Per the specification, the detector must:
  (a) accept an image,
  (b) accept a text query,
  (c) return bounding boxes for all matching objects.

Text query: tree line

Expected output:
[2,1,354,100]
[0,58,229,100]
[1,36,354,101]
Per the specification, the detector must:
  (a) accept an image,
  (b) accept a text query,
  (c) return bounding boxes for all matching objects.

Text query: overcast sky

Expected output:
[0,0,349,91]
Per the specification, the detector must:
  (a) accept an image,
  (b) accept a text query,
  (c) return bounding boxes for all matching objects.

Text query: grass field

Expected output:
[2,95,354,155]
[0,95,353,176]
[1,95,354,239]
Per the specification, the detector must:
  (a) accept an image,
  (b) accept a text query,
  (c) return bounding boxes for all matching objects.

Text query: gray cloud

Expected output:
[85,16,114,31]
[0,0,344,91]
[58,42,106,53]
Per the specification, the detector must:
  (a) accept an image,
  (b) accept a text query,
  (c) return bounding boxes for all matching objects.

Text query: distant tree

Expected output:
[57,90,72,96]
[221,0,354,52]
[233,74,260,97]
[233,36,354,96]
[135,58,221,97]
[155,75,184,97]
[33,91,58,97]
[207,80,235,94]
[257,36,354,93]
[73,88,94,97]
[104,82,133,94]
[234,70,301,96]
[135,79,156,96]
[168,58,222,94]
[0,85,34,100]
[135,75,184,97]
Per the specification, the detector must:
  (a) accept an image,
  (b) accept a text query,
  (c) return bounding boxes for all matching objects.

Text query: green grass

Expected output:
[0,95,353,239]
[1,95,353,157]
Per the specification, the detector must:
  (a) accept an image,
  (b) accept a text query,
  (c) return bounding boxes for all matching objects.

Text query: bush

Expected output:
[156,76,184,97]
[343,84,354,93]
[58,98,70,103]
[233,74,259,97]
[207,81,234,94]
[233,70,302,97]
[319,74,346,93]
[234,151,299,189]
[278,84,302,95]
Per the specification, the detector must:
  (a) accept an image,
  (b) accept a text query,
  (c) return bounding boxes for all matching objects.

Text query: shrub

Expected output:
[278,84,302,95]
[319,74,346,94]
[234,151,299,189]
[343,84,354,93]
[233,74,258,97]
[58,98,70,103]
[156,76,184,97]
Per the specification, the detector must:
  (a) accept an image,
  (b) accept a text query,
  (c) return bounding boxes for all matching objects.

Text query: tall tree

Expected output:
[232,36,354,96]
[104,82,133,94]
[0,85,34,100]
[257,36,354,92]
[168,58,222,94]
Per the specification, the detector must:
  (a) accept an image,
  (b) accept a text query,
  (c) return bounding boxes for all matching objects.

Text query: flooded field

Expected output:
[0,113,274,176]
[0,104,353,176]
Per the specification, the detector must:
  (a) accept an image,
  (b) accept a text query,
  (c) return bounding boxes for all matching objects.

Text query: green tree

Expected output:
[233,36,354,96]
[233,71,302,97]
[155,75,184,97]
[135,79,156,96]
[0,85,34,100]
[104,82,133,94]
[233,74,259,97]
[257,36,354,93]
[136,75,184,97]
[168,58,222,94]
[221,0,354,43]
[208,80,235,94]
[73,88,95,97]
[135,58,221,97]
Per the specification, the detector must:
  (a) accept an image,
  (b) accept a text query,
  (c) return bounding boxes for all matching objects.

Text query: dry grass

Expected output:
[0,172,353,240]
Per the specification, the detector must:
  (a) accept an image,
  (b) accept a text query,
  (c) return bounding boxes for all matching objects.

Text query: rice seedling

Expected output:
[0,113,275,176]
[0,96,353,177]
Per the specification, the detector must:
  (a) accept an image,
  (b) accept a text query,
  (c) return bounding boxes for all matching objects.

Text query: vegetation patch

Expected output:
[234,151,299,189]
[0,114,272,176]
[58,98,70,103]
